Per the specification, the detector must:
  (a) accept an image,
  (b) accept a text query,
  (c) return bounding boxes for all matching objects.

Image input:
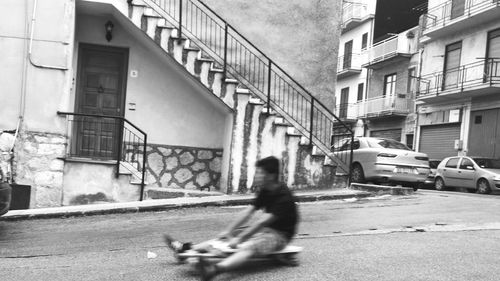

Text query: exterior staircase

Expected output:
[123,0,353,193]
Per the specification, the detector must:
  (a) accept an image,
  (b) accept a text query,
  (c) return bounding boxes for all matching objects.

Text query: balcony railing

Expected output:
[57,112,148,201]
[422,0,500,32]
[342,2,370,27]
[365,32,417,66]
[337,53,366,73]
[335,103,359,120]
[415,59,500,97]
[357,95,412,117]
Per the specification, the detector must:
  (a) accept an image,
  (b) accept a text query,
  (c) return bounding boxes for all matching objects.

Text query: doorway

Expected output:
[74,44,129,160]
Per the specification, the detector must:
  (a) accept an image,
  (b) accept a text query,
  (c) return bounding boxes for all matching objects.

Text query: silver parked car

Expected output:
[331,137,430,190]
[434,156,500,194]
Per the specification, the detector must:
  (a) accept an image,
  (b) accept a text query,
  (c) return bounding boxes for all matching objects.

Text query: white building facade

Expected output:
[415,0,500,159]
[336,0,421,148]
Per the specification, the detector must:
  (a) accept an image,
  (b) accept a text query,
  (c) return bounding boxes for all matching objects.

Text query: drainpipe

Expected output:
[29,0,69,71]
[414,46,425,152]
[361,17,376,137]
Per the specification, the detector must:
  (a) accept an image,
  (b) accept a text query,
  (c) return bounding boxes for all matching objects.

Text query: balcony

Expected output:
[334,103,359,122]
[416,59,500,102]
[363,31,418,69]
[357,95,412,119]
[341,2,374,34]
[337,53,366,79]
[421,0,500,41]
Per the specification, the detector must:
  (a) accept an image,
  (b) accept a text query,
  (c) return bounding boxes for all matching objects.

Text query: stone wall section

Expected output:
[14,131,67,208]
[146,144,223,191]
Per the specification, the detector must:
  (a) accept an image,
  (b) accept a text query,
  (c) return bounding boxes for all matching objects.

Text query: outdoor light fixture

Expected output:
[105,21,114,42]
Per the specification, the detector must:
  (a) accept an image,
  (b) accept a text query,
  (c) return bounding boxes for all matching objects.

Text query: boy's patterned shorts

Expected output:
[239,227,288,256]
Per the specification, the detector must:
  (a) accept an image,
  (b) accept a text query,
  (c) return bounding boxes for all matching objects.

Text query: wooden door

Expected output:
[486,28,500,82]
[75,44,128,159]
[343,40,353,69]
[339,87,349,119]
[443,42,462,90]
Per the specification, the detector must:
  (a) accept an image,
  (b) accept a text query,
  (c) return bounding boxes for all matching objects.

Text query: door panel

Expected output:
[339,88,349,119]
[468,109,499,158]
[343,40,353,69]
[486,28,500,82]
[443,42,462,90]
[75,44,128,159]
[456,158,476,188]
[442,157,460,187]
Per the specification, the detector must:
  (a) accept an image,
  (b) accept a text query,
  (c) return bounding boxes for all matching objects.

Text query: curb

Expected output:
[349,183,415,195]
[0,191,374,221]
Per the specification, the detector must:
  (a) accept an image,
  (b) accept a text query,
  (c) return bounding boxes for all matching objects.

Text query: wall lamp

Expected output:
[105,20,114,42]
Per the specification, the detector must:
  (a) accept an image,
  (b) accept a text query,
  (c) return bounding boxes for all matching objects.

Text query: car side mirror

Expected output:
[466,166,475,170]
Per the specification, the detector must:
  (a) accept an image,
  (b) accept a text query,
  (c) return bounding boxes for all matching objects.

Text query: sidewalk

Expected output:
[0,184,413,221]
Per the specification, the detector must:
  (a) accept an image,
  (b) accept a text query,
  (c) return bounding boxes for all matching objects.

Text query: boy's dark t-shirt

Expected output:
[252,183,298,240]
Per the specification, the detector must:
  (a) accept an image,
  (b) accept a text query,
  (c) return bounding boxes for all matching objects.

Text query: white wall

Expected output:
[421,20,500,75]
[339,20,373,55]
[0,0,75,134]
[336,20,373,108]
[73,13,231,149]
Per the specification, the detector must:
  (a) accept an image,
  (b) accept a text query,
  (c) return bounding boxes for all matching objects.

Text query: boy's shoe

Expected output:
[163,234,185,253]
[197,257,218,281]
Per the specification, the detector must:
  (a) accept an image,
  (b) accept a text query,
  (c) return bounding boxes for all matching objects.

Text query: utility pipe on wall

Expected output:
[29,0,69,70]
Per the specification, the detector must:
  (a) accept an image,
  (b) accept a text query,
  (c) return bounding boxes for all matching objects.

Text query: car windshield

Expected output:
[472,158,500,169]
[366,138,411,151]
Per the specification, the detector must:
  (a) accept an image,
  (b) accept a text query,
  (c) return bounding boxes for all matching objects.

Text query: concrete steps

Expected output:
[123,0,347,195]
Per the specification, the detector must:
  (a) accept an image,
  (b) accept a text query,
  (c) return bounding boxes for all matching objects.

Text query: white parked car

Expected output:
[331,137,430,190]
[434,156,500,194]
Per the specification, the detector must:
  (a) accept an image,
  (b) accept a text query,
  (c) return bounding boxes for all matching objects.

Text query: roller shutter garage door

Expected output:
[419,123,461,160]
[370,129,402,142]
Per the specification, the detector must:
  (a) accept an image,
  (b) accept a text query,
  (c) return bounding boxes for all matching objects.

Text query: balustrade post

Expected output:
[267,59,272,114]
[460,65,466,91]
[140,134,147,201]
[348,133,354,185]
[223,23,228,79]
[178,0,183,38]
[309,98,315,147]
[489,59,494,86]
[115,119,124,179]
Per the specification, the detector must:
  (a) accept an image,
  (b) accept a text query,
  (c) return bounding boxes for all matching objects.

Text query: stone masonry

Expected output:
[14,131,67,208]
[145,144,223,191]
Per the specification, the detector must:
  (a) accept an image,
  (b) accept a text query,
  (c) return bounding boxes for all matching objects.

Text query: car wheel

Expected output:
[476,179,491,194]
[351,164,365,183]
[435,177,446,191]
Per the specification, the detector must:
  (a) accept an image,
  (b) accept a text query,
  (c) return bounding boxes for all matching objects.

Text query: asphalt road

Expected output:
[1,190,500,281]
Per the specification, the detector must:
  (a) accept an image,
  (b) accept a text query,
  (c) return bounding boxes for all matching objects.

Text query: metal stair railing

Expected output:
[139,0,354,175]
[57,111,148,201]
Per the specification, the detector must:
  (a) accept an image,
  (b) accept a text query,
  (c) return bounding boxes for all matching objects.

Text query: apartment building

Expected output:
[415,0,500,160]
[336,0,426,148]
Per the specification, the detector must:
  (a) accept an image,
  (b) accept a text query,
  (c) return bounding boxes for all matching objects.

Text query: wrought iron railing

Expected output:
[342,2,369,27]
[415,59,500,97]
[140,0,354,174]
[57,112,148,200]
[422,0,500,31]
